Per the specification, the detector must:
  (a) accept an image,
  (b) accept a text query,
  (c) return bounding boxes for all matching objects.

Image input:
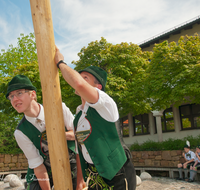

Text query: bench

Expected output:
[135,167,200,180]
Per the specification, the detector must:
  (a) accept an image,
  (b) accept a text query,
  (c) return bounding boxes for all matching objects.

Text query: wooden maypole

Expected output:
[29,0,73,189]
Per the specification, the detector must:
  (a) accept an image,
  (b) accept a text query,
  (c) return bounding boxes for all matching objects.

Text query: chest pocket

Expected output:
[76,118,92,144]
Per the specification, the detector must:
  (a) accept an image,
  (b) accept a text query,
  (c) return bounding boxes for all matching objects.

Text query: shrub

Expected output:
[130,135,200,151]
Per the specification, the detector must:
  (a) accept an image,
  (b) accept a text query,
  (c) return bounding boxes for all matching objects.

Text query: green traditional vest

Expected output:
[17,116,75,183]
[74,107,127,181]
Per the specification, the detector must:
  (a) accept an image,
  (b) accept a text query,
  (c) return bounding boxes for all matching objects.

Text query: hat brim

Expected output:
[6,84,37,98]
[79,68,105,91]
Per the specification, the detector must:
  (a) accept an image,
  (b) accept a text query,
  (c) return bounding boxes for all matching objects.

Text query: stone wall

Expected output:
[0,150,193,172]
[131,150,187,168]
[0,154,28,172]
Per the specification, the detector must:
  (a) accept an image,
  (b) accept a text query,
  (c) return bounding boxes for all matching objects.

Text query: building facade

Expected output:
[122,16,200,146]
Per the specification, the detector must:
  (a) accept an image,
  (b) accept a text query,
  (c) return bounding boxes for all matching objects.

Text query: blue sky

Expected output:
[1,0,200,67]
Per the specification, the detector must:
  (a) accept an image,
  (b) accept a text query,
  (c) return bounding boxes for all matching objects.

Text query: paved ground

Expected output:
[0,177,200,190]
[136,177,200,190]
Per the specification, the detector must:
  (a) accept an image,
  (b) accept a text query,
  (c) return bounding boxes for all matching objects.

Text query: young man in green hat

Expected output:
[54,47,136,190]
[188,145,200,182]
[6,75,76,190]
[177,141,195,181]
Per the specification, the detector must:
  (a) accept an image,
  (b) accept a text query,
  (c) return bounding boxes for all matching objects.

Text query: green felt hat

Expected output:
[6,75,37,99]
[79,66,107,91]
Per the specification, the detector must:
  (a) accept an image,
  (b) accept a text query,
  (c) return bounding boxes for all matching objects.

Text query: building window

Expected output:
[179,104,200,130]
[133,114,149,135]
[120,116,129,137]
[161,107,175,132]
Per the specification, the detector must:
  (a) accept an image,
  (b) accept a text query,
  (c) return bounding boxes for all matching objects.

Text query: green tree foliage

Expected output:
[145,34,200,110]
[0,33,79,153]
[0,33,41,153]
[1,33,200,154]
[72,37,152,116]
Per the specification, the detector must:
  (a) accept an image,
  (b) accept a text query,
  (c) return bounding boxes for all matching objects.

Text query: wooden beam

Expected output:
[29,0,73,189]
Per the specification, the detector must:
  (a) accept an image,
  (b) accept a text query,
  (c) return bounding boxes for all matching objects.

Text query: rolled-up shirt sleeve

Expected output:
[14,130,43,169]
[87,88,119,122]
[191,152,196,160]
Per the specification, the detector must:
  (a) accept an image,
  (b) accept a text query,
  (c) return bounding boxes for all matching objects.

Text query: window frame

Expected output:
[161,107,175,132]
[120,116,129,137]
[133,114,150,136]
[179,104,200,130]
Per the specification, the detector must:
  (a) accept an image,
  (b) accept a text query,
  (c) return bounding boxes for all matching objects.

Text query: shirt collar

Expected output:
[76,104,83,114]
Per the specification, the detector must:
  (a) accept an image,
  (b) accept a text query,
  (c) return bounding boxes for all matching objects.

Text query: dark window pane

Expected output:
[180,105,190,117]
[134,114,150,135]
[142,114,149,123]
[122,126,129,137]
[120,116,130,137]
[194,116,200,128]
[143,124,148,133]
[165,108,173,119]
[192,104,200,115]
[161,107,174,132]
[135,115,141,124]
[182,118,191,129]
[135,125,142,134]
[162,121,165,131]
[166,120,175,130]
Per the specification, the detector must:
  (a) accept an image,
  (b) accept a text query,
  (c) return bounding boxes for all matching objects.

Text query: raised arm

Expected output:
[54,47,99,104]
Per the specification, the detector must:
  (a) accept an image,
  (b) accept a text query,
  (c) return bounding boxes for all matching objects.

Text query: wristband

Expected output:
[57,60,67,69]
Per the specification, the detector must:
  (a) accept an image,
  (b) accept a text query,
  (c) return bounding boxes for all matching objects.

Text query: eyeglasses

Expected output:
[7,90,29,101]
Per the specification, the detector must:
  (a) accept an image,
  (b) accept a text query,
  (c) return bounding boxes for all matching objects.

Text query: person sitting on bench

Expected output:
[177,141,195,181]
[188,145,200,182]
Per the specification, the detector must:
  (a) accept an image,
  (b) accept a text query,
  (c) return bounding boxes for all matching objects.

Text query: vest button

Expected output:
[38,135,40,137]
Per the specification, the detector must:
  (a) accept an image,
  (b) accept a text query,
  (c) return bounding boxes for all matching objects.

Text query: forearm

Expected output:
[60,64,99,103]
[193,160,198,167]
[65,130,75,140]
[186,159,194,164]
[59,64,83,91]
[184,156,187,162]
[76,154,86,190]
[34,164,51,190]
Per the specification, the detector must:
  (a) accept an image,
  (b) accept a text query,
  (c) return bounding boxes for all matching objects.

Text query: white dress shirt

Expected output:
[75,88,119,163]
[185,150,195,161]
[14,103,74,169]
